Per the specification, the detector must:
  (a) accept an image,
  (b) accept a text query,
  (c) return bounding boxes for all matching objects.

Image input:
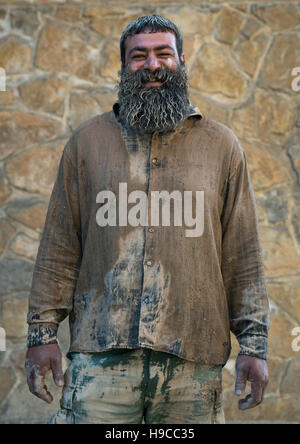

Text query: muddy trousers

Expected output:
[48,348,225,424]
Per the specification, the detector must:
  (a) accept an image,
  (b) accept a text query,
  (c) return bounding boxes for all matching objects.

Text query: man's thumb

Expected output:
[235,367,247,396]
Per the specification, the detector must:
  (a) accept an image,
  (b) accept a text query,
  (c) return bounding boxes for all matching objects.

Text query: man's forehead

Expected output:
[125,31,177,54]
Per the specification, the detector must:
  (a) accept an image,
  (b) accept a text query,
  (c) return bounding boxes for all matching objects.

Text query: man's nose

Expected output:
[143,54,161,71]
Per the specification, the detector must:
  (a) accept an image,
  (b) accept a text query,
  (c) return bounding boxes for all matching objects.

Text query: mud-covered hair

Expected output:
[120,14,183,67]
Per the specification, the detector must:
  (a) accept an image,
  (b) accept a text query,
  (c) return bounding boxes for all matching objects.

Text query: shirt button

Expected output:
[152,157,158,164]
[148,227,154,233]
[146,260,153,266]
[144,297,149,304]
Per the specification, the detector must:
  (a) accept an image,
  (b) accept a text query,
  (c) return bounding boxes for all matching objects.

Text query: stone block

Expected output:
[35,23,95,81]
[0,176,11,206]
[158,6,218,36]
[0,367,16,404]
[0,258,33,296]
[0,217,16,256]
[69,93,101,130]
[0,111,62,159]
[288,145,300,186]
[261,224,300,278]
[56,6,81,23]
[292,211,300,247]
[258,32,300,92]
[93,89,117,113]
[251,4,300,31]
[241,140,287,192]
[84,6,143,37]
[1,295,29,338]
[280,359,300,395]
[264,187,288,223]
[189,43,248,101]
[233,31,269,77]
[10,347,27,369]
[0,36,32,74]
[6,199,48,232]
[19,76,68,117]
[10,8,39,36]
[0,90,17,108]
[5,144,63,196]
[99,37,121,82]
[215,6,244,45]
[181,35,203,72]
[10,233,39,261]
[267,357,287,395]
[231,92,295,146]
[268,306,298,360]
[267,279,300,325]
[240,17,263,40]
[189,91,229,125]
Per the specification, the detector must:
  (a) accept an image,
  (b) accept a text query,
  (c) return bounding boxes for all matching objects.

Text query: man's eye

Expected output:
[159,53,172,57]
[132,55,145,59]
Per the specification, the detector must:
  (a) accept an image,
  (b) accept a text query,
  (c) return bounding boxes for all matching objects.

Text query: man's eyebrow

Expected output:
[155,45,175,53]
[128,45,175,56]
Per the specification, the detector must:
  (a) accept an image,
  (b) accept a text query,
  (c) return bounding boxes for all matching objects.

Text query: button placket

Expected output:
[139,132,161,344]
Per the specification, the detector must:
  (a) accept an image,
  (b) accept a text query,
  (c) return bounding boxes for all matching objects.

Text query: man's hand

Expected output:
[235,355,268,410]
[25,344,64,404]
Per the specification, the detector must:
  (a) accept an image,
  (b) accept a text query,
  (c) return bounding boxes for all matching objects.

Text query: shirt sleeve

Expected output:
[221,136,270,360]
[27,136,82,348]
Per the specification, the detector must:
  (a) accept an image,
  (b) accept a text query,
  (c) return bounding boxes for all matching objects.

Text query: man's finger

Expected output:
[51,354,64,387]
[33,385,53,404]
[32,368,53,404]
[26,365,40,397]
[239,380,263,410]
[239,394,261,410]
[235,366,248,395]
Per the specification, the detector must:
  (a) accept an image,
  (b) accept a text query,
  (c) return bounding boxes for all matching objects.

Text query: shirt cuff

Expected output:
[237,334,268,360]
[27,323,58,348]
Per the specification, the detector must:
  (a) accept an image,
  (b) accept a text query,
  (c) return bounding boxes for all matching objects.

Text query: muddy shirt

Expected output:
[27,104,270,364]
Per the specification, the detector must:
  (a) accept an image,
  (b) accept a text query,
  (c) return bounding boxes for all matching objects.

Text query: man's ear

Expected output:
[180,53,186,65]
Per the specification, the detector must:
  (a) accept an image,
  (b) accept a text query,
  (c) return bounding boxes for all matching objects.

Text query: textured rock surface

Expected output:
[0,0,299,424]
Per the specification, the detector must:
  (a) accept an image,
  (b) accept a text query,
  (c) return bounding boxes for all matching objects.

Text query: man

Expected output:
[25,15,270,424]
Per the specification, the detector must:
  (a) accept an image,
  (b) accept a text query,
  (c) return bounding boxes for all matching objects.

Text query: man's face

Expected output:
[118,30,190,134]
[124,32,185,86]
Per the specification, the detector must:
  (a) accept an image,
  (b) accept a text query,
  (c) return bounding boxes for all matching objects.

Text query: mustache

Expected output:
[135,68,176,84]
[118,66,186,93]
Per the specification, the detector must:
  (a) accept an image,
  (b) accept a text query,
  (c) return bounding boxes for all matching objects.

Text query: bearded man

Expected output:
[25,15,270,424]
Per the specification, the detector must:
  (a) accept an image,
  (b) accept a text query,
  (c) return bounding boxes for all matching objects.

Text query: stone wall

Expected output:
[0,0,299,424]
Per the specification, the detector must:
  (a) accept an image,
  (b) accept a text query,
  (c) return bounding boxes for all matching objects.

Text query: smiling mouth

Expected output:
[144,81,163,87]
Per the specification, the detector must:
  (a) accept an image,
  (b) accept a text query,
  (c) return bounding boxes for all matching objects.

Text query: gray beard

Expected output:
[117,65,190,134]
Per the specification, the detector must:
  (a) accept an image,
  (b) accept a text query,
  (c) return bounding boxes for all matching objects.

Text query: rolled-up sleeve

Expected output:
[27,136,82,348]
[221,136,270,360]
